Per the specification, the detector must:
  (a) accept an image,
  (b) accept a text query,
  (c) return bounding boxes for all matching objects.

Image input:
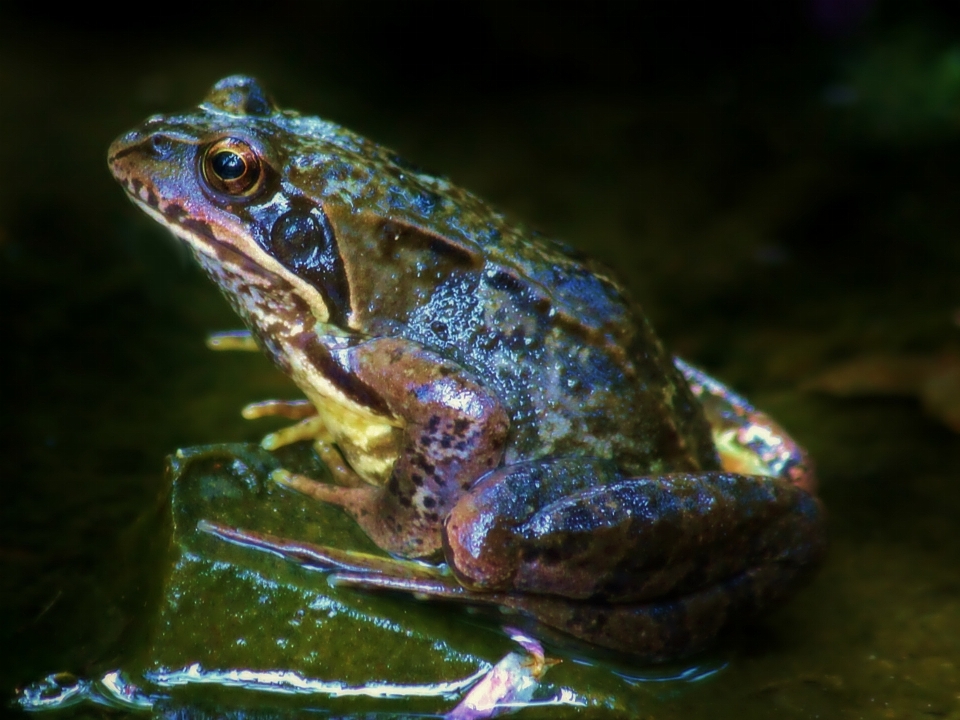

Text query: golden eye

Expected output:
[201,138,263,196]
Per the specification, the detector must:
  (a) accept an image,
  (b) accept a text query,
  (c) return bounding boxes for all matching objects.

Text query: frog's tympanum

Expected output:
[109,76,825,661]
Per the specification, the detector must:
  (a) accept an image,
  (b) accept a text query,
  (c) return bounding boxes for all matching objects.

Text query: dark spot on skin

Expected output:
[165,203,186,221]
[146,188,159,208]
[487,270,526,297]
[506,327,528,350]
[420,435,432,446]
[131,178,143,196]
[438,366,454,376]
[181,217,216,241]
[430,320,448,341]
[532,297,552,316]
[422,496,436,509]
[521,547,540,563]
[425,512,439,523]
[440,437,451,449]
[542,547,562,565]
[428,416,441,432]
[414,456,435,475]
[462,481,472,489]
[387,475,399,495]
[399,495,412,508]
[455,441,467,451]
[452,419,469,435]
[411,473,423,486]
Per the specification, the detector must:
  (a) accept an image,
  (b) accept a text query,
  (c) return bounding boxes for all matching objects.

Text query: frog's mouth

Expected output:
[113,175,332,334]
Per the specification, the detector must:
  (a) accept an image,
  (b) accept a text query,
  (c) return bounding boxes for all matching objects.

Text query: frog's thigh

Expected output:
[505,561,806,661]
[445,463,826,603]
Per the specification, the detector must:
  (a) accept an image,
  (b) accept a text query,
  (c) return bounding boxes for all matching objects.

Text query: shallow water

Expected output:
[3,5,960,718]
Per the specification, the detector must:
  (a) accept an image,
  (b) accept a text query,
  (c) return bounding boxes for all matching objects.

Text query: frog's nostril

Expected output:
[145,133,175,159]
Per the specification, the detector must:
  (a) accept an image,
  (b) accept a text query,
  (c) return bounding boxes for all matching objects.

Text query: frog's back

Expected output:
[401,230,720,476]
[300,142,720,475]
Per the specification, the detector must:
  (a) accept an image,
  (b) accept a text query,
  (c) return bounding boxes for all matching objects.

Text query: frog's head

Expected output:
[109,76,516,354]
[109,76,497,348]
[108,76,359,341]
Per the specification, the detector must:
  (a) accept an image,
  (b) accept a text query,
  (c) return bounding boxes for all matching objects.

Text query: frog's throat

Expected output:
[127,195,332,328]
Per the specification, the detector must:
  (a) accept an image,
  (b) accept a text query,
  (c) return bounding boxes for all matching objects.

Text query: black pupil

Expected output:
[212,150,246,180]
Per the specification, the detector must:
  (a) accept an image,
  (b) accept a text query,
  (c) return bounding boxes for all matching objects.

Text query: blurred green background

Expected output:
[2,1,960,717]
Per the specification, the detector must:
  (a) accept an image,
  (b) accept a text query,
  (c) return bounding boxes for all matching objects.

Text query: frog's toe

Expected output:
[272,468,381,517]
[259,416,328,451]
[331,571,485,601]
[205,330,259,351]
[271,468,328,495]
[241,398,315,421]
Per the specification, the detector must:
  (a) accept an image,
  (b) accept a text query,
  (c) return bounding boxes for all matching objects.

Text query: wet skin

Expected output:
[108,76,825,660]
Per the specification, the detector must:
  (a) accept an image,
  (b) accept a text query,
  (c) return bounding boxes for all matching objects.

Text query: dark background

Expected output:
[2,1,960,717]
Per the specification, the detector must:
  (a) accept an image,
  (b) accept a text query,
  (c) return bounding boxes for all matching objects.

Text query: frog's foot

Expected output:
[197,521,449,583]
[675,358,816,493]
[205,330,259,351]
[240,401,362,486]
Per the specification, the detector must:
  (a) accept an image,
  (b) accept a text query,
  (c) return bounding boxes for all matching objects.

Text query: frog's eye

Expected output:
[201,138,263,196]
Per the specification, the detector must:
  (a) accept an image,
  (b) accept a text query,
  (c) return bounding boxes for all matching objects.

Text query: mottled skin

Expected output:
[108,76,825,659]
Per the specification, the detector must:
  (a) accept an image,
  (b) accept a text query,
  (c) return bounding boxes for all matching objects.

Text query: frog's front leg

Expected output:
[280,335,510,558]
[443,457,826,605]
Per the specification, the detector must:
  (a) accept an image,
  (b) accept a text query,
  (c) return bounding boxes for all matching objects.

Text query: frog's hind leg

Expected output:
[443,458,826,605]
[198,521,518,611]
[198,521,458,588]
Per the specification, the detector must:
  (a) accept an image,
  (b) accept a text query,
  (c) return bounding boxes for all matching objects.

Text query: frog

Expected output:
[108,75,825,661]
